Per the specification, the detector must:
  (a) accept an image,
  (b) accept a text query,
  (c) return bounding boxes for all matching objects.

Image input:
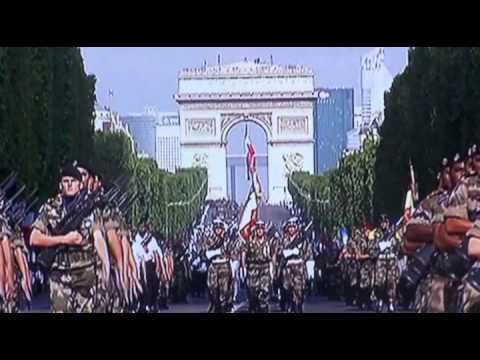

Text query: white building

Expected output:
[94,103,136,153]
[175,60,317,204]
[155,112,181,173]
[360,47,394,129]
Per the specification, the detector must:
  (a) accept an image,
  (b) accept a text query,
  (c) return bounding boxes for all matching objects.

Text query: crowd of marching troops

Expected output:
[317,143,480,313]
[5,144,480,314]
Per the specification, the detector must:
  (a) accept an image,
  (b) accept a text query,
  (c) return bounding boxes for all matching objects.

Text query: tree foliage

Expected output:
[0,47,95,199]
[375,47,480,219]
[289,135,378,235]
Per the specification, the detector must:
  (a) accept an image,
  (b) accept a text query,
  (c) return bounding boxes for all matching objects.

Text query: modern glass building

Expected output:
[314,88,354,174]
[120,114,157,158]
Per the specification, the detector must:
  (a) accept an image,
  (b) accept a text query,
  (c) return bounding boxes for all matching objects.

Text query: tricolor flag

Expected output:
[239,182,259,241]
[244,124,256,181]
[404,189,415,223]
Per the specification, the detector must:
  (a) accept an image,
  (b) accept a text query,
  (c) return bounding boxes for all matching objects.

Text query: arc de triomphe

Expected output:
[175,60,317,205]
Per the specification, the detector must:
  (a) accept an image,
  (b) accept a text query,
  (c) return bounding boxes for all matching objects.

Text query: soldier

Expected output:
[374,215,399,312]
[277,217,312,313]
[429,152,468,312]
[339,229,360,306]
[441,146,480,313]
[172,236,190,304]
[401,157,452,313]
[30,164,108,313]
[0,210,32,313]
[357,224,379,311]
[240,220,272,313]
[202,218,234,313]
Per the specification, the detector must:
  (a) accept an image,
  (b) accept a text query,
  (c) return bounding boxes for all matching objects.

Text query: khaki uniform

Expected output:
[101,206,125,313]
[404,190,447,313]
[33,194,107,313]
[277,232,312,313]
[0,215,29,313]
[241,234,272,312]
[202,233,234,313]
[444,174,480,313]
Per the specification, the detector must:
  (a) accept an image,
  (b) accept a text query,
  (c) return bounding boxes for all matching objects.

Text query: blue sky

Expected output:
[81,47,409,114]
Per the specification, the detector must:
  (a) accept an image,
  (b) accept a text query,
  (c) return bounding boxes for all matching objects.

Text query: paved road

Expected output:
[25,292,379,313]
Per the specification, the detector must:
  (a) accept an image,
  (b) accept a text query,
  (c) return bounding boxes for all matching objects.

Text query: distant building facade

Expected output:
[94,103,135,153]
[175,60,317,204]
[314,88,354,174]
[155,112,181,172]
[360,47,393,129]
[121,113,157,158]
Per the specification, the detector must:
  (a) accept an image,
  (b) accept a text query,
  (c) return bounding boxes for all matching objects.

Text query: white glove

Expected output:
[379,240,391,252]
[206,248,222,260]
[292,248,300,256]
[283,249,294,258]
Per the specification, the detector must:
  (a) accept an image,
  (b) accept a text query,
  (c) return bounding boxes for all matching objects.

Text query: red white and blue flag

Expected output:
[244,125,256,181]
[239,125,263,241]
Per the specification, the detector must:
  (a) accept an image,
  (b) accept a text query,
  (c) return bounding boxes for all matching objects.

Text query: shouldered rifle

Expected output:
[286,220,313,250]
[37,186,119,271]
[0,172,17,193]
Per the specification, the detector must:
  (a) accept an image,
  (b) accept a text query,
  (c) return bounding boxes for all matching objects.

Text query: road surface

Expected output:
[25,292,378,313]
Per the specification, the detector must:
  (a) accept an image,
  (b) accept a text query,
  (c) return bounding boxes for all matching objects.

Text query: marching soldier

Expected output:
[30,164,108,313]
[429,152,469,312]
[0,211,32,313]
[374,215,399,312]
[401,157,452,313]
[277,217,312,313]
[439,146,480,312]
[241,220,272,313]
[202,218,234,313]
[357,224,379,311]
[339,229,360,306]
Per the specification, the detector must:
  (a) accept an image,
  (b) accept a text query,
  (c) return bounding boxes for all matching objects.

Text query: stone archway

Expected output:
[225,119,269,204]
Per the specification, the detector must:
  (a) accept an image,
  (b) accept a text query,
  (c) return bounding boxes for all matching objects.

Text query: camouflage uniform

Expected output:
[241,233,272,313]
[358,231,379,309]
[0,215,29,313]
[101,206,125,313]
[374,229,400,309]
[277,232,313,313]
[443,174,480,313]
[340,235,359,305]
[202,232,234,313]
[33,194,107,313]
[403,190,447,312]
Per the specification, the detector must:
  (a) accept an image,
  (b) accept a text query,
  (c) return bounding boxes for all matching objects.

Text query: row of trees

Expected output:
[0,47,95,198]
[290,47,480,233]
[288,135,378,235]
[375,47,480,219]
[93,131,208,239]
[0,47,208,239]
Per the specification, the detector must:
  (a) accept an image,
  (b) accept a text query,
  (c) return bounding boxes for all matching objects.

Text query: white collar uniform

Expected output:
[144,237,162,262]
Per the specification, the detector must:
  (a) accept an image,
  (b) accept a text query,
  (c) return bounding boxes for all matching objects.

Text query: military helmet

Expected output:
[213,218,226,228]
[254,220,266,228]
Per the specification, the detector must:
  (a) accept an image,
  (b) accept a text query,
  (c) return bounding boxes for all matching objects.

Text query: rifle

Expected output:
[36,184,121,271]
[276,220,313,280]
[0,172,17,193]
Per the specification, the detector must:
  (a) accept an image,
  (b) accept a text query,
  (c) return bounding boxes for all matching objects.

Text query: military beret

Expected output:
[60,164,82,182]
[213,218,225,228]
